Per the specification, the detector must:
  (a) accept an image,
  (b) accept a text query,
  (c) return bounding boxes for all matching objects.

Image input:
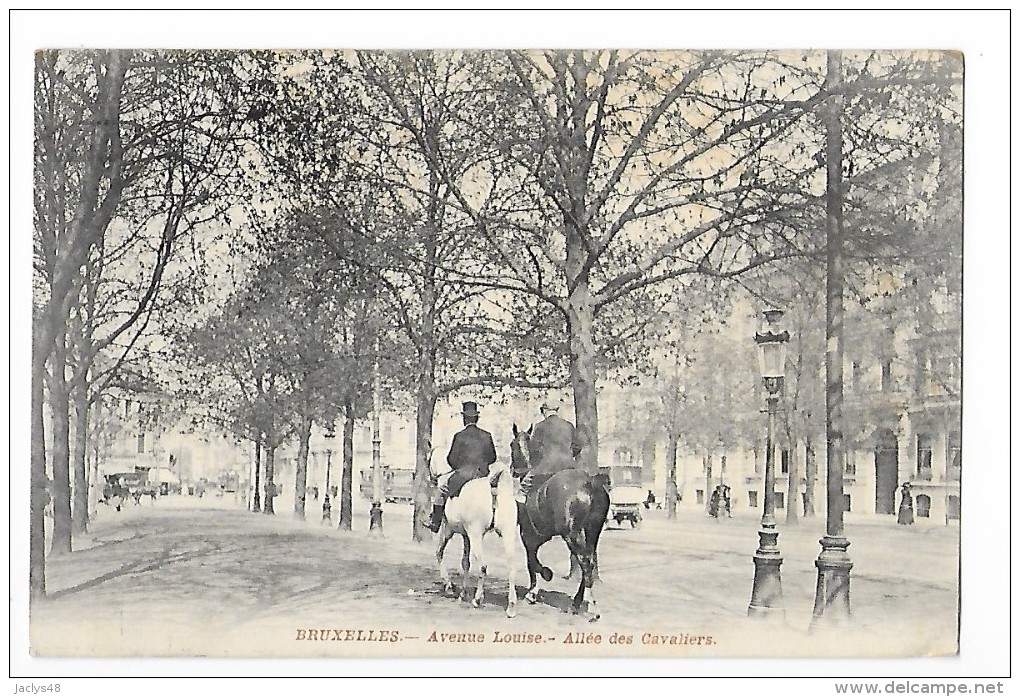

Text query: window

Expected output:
[843,494,851,512]
[948,431,961,480]
[846,359,860,391]
[881,360,893,392]
[781,449,790,475]
[748,491,759,508]
[947,495,961,520]
[136,432,145,454]
[696,489,704,505]
[775,492,785,509]
[845,450,856,476]
[916,434,933,479]
[916,495,931,518]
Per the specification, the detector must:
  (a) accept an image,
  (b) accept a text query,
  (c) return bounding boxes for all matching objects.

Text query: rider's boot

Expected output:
[428,503,445,533]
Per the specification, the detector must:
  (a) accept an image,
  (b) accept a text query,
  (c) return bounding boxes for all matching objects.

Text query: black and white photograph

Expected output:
[9,8,1010,689]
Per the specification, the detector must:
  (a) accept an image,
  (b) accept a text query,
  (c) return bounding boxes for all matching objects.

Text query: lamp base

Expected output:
[369,502,384,533]
[748,531,785,619]
[811,535,853,628]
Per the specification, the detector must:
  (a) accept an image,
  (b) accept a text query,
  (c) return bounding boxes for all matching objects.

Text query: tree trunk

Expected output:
[252,438,262,512]
[263,445,276,515]
[786,442,800,525]
[566,281,599,474]
[665,432,679,520]
[89,444,102,522]
[48,344,73,556]
[263,444,275,514]
[30,349,48,598]
[294,414,312,519]
[704,452,712,514]
[71,380,90,534]
[339,400,355,531]
[804,435,817,517]
[411,362,437,542]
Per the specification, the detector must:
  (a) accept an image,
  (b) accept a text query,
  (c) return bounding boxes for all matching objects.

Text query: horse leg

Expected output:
[574,505,607,621]
[469,527,485,609]
[566,529,598,619]
[460,536,472,602]
[502,531,518,618]
[523,541,539,603]
[435,525,456,597]
[578,551,600,623]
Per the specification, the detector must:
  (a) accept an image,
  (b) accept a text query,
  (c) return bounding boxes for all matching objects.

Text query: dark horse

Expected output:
[510,424,610,621]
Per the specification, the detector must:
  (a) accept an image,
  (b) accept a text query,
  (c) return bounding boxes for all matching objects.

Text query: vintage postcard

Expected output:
[10,9,1010,684]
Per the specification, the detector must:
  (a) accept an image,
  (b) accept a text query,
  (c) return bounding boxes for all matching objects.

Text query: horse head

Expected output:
[510,423,533,473]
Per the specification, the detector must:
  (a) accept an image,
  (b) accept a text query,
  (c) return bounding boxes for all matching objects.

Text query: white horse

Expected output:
[435,461,519,618]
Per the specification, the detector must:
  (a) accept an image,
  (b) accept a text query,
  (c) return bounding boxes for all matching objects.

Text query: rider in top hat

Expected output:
[428,401,497,533]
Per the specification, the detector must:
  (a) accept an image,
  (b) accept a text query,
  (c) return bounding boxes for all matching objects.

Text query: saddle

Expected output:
[447,465,491,500]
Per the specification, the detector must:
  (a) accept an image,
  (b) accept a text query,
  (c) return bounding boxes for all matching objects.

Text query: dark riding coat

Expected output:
[530,413,582,471]
[447,424,497,479]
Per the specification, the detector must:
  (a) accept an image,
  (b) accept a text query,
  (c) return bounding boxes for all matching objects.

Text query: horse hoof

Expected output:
[588,613,601,623]
[443,584,455,597]
[525,591,538,604]
[540,567,553,582]
[471,599,481,609]
[506,606,517,619]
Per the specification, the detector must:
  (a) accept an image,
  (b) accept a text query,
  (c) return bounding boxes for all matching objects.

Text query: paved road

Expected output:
[30,495,959,659]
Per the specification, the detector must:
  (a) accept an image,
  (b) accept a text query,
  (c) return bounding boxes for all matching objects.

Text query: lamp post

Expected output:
[322,424,335,524]
[748,309,789,619]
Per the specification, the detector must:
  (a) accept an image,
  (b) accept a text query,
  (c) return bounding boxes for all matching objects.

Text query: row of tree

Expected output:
[32,48,962,597]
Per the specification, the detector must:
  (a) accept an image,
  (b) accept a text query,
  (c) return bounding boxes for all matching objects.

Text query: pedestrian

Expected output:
[897,482,914,525]
[427,401,497,533]
[644,489,656,509]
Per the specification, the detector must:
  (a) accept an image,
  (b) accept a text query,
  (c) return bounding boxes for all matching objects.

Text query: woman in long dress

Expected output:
[897,483,914,525]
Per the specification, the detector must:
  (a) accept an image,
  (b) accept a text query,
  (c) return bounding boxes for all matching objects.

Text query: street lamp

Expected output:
[322,424,335,524]
[748,308,789,619]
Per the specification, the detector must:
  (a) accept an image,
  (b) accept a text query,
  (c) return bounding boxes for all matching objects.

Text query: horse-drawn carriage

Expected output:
[598,464,645,528]
[102,470,158,510]
[359,466,415,503]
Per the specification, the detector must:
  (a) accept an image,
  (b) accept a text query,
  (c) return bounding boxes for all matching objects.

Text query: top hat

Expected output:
[540,401,559,413]
[461,401,480,416]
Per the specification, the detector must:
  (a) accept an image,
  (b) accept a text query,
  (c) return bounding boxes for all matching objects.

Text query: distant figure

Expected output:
[709,484,731,518]
[897,482,914,525]
[644,489,656,510]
